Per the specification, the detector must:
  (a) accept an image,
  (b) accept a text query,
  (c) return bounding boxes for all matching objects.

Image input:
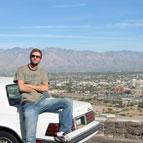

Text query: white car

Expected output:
[0,77,100,143]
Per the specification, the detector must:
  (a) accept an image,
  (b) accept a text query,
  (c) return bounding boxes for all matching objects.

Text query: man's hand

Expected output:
[17,80,36,93]
[26,82,48,93]
[17,80,48,93]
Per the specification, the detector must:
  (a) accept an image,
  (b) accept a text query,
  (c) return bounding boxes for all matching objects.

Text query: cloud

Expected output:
[20,25,98,29]
[52,3,87,8]
[111,20,143,28]
[0,33,96,39]
[0,33,135,40]
[20,19,143,30]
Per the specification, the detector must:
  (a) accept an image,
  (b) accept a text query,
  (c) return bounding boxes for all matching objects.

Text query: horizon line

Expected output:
[0,47,143,53]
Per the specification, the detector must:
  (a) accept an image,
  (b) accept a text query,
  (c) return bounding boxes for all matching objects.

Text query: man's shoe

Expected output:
[54,134,70,143]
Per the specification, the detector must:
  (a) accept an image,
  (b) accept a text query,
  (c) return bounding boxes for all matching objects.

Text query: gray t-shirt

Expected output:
[14,65,48,103]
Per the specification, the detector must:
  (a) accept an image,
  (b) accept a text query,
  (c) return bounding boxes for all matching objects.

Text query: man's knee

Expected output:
[64,99,73,109]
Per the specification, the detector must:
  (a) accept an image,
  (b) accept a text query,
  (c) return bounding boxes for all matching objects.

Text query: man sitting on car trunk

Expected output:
[14,48,73,143]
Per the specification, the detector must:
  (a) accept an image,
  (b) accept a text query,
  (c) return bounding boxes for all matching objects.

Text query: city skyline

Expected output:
[0,0,143,52]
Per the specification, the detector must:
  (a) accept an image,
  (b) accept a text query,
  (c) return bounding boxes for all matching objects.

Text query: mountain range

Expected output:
[0,47,143,75]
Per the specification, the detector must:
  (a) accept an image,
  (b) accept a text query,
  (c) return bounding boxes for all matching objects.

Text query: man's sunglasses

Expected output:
[31,55,41,59]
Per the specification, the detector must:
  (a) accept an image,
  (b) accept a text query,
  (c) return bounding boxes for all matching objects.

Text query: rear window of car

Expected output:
[6,84,21,106]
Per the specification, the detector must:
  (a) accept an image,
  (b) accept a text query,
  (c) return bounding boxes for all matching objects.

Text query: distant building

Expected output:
[133,79,143,96]
[112,86,131,94]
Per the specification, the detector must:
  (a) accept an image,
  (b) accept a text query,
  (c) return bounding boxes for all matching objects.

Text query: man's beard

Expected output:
[30,61,39,66]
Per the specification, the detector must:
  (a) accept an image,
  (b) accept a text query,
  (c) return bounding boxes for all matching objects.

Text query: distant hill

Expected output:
[0,47,143,75]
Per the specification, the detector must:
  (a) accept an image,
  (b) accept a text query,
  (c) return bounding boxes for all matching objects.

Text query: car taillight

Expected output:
[71,119,76,131]
[45,120,75,136]
[85,111,95,124]
[36,140,43,143]
[45,123,59,136]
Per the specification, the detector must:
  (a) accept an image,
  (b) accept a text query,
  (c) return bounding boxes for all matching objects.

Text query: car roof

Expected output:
[0,77,15,104]
[0,77,14,86]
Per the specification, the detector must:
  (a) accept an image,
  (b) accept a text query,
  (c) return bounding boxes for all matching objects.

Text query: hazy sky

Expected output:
[0,0,143,52]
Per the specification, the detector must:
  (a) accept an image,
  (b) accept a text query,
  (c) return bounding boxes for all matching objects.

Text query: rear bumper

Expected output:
[69,122,101,143]
[40,121,101,143]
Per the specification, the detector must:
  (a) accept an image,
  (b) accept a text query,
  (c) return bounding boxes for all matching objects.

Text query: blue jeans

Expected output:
[21,92,73,143]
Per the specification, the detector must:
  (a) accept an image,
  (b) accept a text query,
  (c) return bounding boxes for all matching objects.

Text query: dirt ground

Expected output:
[86,136,142,143]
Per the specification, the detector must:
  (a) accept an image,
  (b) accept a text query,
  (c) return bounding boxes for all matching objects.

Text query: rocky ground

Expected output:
[85,120,143,143]
[86,136,142,143]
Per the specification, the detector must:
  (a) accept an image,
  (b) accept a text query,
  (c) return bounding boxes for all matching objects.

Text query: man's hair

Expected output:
[30,48,42,58]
